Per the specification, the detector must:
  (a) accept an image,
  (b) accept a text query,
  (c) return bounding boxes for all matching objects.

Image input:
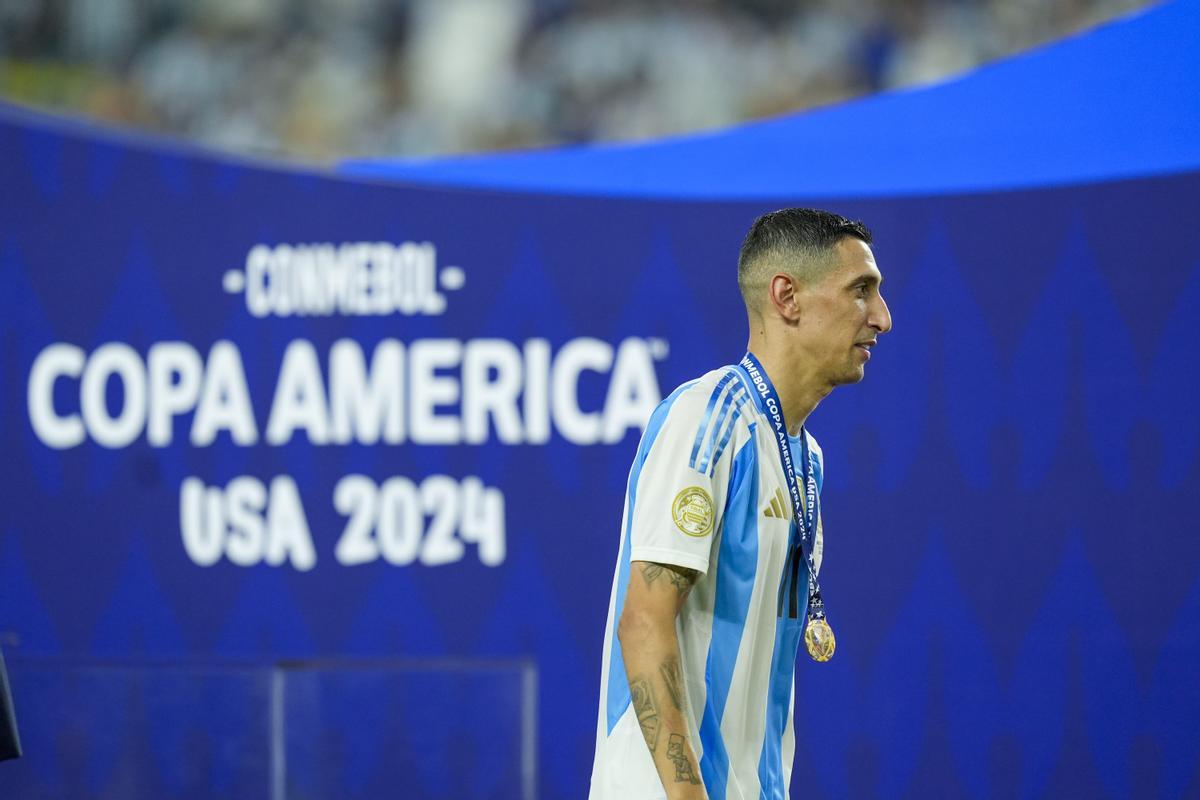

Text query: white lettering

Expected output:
[332,474,506,568]
[192,342,258,446]
[552,337,612,445]
[245,246,271,318]
[179,475,316,570]
[265,475,317,570]
[409,339,462,444]
[329,339,404,444]
[462,339,523,444]
[602,338,661,443]
[28,336,667,448]
[225,476,267,566]
[81,343,145,448]
[147,342,202,446]
[266,340,330,445]
[28,343,85,448]
[522,339,551,444]
[236,242,448,318]
[180,477,224,566]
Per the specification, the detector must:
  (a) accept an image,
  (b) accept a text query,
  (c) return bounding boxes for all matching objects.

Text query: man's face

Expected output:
[792,237,892,385]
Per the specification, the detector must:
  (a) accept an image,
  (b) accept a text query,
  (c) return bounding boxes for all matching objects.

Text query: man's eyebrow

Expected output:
[845,272,882,288]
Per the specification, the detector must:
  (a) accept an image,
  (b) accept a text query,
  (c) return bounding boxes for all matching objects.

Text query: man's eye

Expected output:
[854,285,867,298]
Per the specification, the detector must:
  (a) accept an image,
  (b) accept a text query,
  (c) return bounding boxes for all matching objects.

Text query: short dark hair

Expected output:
[737,208,872,308]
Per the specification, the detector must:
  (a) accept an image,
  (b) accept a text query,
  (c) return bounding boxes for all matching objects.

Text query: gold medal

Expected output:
[804,617,836,662]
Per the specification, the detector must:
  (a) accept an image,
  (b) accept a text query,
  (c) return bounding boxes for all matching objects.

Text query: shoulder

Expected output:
[648,366,754,432]
[640,366,757,474]
[804,430,824,461]
[804,429,826,491]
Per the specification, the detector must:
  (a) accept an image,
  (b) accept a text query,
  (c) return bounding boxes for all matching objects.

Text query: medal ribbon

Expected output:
[738,352,826,622]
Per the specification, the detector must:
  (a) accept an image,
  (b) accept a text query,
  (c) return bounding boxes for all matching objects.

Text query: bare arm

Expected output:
[617,561,707,799]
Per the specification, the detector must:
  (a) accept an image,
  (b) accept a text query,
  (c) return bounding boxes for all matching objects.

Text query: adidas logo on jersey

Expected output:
[762,488,791,520]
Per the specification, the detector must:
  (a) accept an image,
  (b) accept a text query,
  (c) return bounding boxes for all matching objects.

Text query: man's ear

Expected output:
[769,273,802,322]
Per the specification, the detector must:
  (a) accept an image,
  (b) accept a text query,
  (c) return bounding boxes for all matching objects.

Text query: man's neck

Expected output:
[747,340,830,436]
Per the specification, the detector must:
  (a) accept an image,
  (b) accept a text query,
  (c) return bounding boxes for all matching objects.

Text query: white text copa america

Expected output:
[28,337,667,449]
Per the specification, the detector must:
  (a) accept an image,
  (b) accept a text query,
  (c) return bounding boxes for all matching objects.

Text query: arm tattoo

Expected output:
[667,568,696,598]
[659,658,685,712]
[630,678,661,752]
[667,733,702,785]
[640,562,666,585]
[638,562,699,599]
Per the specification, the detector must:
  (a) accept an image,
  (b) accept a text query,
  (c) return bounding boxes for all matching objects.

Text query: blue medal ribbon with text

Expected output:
[738,352,827,623]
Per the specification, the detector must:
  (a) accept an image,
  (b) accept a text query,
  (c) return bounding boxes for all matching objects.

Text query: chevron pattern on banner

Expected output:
[1,112,1198,798]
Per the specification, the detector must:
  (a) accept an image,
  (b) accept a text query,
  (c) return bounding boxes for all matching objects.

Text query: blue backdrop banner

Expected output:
[1,101,1199,799]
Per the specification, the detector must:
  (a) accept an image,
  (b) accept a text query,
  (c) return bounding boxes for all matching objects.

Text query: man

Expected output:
[589,208,892,799]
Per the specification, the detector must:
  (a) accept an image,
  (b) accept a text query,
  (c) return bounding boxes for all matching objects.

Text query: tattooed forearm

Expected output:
[666,733,702,784]
[622,561,704,791]
[630,678,661,752]
[659,658,685,712]
[637,562,698,599]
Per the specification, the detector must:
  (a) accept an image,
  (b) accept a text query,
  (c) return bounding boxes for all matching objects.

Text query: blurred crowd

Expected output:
[0,0,1153,161]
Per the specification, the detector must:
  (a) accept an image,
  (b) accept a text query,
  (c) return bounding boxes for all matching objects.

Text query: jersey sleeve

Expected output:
[627,375,745,574]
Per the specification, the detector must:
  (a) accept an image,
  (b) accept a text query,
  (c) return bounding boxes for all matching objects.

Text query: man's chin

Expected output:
[834,366,866,386]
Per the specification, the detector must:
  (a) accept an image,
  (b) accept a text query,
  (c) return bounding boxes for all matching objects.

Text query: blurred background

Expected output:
[4,2,1199,799]
[0,0,1152,161]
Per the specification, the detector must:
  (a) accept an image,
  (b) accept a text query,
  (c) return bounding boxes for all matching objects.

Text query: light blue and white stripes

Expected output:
[689,369,753,476]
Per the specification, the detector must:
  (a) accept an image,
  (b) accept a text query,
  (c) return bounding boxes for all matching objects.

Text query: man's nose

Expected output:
[871,294,893,334]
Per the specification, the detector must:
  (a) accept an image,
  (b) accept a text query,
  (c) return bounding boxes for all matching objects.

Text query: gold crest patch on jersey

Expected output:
[672,487,714,537]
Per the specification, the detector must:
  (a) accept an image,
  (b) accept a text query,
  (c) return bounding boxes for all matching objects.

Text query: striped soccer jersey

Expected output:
[589,364,825,800]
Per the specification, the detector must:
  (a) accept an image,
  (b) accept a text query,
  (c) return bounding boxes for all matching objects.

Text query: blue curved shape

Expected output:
[341,0,1199,198]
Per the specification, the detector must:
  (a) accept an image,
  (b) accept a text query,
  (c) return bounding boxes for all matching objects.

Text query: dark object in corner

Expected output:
[0,647,20,761]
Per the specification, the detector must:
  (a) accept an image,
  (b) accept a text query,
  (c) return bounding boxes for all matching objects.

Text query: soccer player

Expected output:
[589,209,892,799]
